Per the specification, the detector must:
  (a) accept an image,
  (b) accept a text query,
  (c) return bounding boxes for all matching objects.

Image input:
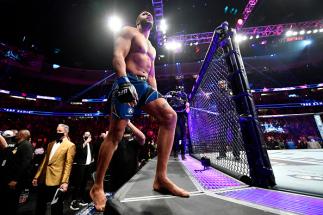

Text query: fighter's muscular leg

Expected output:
[142,98,189,197]
[90,117,128,211]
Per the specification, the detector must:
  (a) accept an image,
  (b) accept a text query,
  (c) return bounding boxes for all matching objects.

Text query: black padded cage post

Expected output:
[188,22,276,188]
[223,27,276,188]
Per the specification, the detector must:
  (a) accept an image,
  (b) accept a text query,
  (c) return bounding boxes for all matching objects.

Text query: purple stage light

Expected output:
[181,156,244,190]
[251,83,323,93]
[260,40,267,45]
[237,19,244,26]
[220,188,323,215]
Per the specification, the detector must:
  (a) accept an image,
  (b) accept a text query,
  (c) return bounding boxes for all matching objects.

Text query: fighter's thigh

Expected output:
[141,98,176,121]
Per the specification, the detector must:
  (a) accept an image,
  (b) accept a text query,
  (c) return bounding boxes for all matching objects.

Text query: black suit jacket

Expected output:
[74,142,94,165]
[6,140,33,187]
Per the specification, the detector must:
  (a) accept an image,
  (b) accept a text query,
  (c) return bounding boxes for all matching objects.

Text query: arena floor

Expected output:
[78,156,323,215]
[268,149,323,197]
[17,150,323,215]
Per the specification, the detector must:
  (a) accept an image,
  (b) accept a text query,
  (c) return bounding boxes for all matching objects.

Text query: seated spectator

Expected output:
[277,138,285,149]
[286,139,296,149]
[297,137,308,149]
[307,138,322,149]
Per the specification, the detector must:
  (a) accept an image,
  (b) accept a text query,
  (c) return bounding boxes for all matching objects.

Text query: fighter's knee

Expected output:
[108,129,124,147]
[160,109,177,126]
[112,135,123,146]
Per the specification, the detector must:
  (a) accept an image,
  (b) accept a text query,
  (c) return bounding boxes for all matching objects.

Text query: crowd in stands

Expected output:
[253,88,323,105]
[260,116,323,149]
[0,113,159,160]
[0,94,106,113]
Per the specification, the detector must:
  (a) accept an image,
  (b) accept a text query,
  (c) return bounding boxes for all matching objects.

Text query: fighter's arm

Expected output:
[112,27,133,77]
[128,121,146,145]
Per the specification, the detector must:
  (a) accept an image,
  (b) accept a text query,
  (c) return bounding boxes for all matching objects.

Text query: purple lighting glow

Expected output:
[260,40,267,45]
[237,19,244,26]
[167,19,323,45]
[236,0,259,30]
[181,156,244,190]
[251,82,323,93]
[220,188,323,215]
[152,0,165,45]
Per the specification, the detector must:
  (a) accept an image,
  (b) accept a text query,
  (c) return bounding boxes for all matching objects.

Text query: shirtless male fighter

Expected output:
[90,11,189,211]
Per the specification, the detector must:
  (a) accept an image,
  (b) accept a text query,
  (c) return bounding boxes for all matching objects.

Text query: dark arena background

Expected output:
[1,0,323,215]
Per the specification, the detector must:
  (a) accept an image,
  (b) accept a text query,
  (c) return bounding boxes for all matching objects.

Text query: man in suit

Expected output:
[167,89,189,160]
[70,131,94,210]
[32,124,76,215]
[0,129,33,215]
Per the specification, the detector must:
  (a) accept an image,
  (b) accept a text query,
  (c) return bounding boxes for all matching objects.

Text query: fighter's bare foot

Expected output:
[90,185,107,212]
[153,177,190,197]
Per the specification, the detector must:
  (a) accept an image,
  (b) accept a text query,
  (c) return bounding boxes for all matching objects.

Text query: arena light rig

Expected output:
[168,19,323,45]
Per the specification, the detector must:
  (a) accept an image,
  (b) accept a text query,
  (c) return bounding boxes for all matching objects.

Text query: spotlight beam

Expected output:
[107,16,123,33]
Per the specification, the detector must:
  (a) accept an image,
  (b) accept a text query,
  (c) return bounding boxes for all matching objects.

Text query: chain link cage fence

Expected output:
[188,29,250,179]
[188,22,275,187]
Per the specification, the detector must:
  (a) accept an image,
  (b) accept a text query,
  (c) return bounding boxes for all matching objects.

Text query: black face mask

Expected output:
[83,136,88,141]
[56,133,64,142]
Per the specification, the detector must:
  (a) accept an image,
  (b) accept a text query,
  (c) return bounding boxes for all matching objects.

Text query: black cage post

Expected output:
[223,26,276,187]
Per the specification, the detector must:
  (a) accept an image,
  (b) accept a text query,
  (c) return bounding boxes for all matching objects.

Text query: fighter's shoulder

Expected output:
[120,26,137,37]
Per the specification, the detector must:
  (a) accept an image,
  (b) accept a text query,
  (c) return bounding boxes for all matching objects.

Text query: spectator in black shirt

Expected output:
[0,130,33,215]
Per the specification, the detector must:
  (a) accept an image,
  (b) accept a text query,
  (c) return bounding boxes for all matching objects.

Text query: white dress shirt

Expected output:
[49,141,61,161]
[85,143,92,165]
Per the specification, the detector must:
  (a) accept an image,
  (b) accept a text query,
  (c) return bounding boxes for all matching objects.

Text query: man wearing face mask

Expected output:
[32,124,76,215]
[0,129,33,215]
[70,131,94,211]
